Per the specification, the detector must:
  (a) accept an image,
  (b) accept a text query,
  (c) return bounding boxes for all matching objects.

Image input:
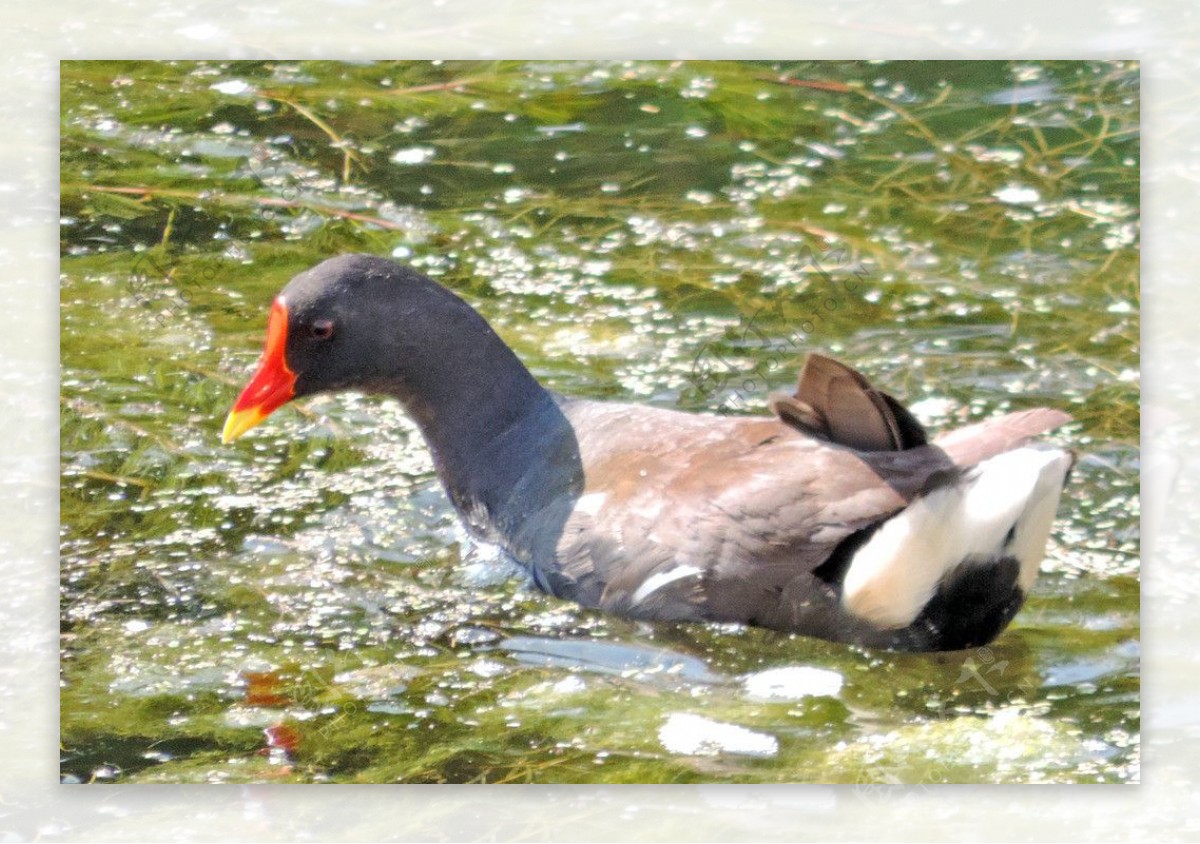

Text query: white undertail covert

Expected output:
[841,446,1073,628]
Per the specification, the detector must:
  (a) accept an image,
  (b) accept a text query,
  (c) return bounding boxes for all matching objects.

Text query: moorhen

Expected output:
[223,255,1074,651]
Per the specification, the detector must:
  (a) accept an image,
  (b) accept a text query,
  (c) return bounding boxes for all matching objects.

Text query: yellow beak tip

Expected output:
[221,408,263,444]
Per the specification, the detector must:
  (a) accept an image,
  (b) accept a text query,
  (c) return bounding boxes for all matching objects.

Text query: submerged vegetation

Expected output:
[60,60,1138,783]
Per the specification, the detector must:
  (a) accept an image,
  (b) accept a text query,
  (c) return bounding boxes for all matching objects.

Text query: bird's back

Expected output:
[515,394,1071,651]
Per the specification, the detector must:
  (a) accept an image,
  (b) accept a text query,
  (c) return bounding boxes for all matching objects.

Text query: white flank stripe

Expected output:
[630,565,703,606]
[574,492,606,517]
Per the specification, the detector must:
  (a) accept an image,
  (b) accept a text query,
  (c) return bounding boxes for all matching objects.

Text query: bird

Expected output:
[222,254,1074,652]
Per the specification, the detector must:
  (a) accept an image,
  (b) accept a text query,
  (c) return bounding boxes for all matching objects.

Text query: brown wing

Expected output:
[770,353,927,451]
[553,395,1070,628]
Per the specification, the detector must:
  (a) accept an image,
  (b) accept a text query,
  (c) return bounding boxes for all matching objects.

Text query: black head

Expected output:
[282,254,490,399]
[223,254,537,443]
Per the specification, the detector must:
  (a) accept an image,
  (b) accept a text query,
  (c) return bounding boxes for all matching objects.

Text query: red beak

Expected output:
[222,297,296,443]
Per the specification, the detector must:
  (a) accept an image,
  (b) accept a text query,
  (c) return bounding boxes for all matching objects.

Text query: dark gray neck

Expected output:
[385,328,581,541]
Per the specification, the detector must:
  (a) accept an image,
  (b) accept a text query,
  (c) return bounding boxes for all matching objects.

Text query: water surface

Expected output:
[60,59,1139,783]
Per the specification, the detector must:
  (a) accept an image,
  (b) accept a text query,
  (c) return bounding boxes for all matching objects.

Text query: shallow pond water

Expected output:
[60,60,1139,783]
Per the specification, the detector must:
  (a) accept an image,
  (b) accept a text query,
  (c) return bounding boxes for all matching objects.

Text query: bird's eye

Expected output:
[310,319,335,341]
